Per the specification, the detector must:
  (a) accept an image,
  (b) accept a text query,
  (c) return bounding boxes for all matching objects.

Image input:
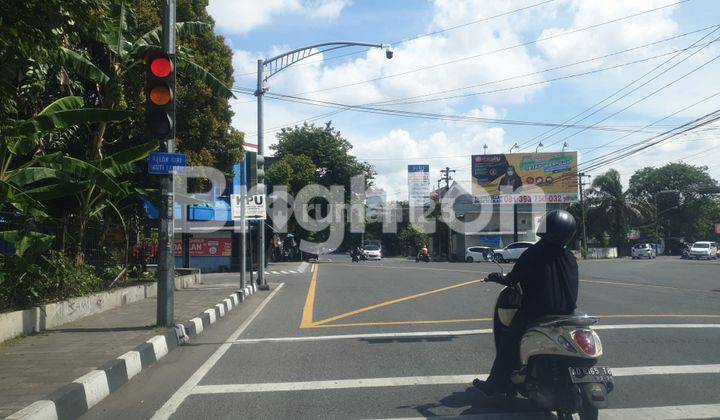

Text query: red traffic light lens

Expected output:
[150,57,173,78]
[149,85,172,105]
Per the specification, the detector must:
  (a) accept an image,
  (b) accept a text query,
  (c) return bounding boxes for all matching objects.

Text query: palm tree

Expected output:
[586,169,644,248]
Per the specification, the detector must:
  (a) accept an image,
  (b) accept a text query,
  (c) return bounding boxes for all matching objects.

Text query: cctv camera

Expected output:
[385,48,394,59]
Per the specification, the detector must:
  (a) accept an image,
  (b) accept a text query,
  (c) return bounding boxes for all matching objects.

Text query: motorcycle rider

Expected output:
[417,244,429,261]
[474,209,579,395]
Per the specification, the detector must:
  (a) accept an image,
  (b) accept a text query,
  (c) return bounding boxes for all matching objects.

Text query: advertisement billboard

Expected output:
[471,152,578,203]
[408,164,431,207]
[173,238,232,257]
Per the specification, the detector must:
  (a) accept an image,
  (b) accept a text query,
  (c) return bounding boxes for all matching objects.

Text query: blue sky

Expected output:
[207,0,720,199]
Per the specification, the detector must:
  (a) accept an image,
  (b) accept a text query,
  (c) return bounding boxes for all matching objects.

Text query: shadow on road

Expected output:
[399,386,543,418]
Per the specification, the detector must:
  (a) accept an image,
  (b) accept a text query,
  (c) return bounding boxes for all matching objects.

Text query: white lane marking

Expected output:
[192,374,488,394]
[6,400,58,420]
[147,335,169,360]
[299,261,309,272]
[233,324,720,344]
[189,364,720,395]
[600,403,720,419]
[118,350,142,380]
[365,403,720,420]
[595,323,720,330]
[151,283,285,420]
[73,370,110,409]
[234,329,493,344]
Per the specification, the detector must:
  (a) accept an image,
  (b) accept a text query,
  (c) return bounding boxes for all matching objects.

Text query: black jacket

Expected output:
[499,239,579,319]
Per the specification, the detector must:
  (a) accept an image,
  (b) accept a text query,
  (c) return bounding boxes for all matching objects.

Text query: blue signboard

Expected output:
[148,152,186,174]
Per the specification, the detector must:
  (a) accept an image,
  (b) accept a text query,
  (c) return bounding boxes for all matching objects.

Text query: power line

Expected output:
[238,25,719,138]
[233,0,558,77]
[279,0,688,97]
[517,25,720,150]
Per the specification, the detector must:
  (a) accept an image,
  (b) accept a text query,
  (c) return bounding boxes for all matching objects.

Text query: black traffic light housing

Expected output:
[146,51,175,139]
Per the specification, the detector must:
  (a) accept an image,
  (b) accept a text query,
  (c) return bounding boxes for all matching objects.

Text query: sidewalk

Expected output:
[0,274,245,418]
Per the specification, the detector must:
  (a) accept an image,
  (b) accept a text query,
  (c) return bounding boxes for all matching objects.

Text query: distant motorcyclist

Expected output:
[475,210,579,395]
[416,245,430,262]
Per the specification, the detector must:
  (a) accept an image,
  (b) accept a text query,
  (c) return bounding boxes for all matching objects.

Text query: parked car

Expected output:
[465,246,493,262]
[493,242,534,263]
[363,244,382,260]
[687,241,718,260]
[631,243,656,259]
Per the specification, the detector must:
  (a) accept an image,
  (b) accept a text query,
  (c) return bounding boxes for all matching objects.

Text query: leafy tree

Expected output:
[266,154,317,196]
[398,224,430,256]
[628,162,719,241]
[586,169,643,248]
[271,122,375,196]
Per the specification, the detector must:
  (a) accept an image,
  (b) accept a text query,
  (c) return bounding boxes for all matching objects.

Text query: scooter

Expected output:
[351,253,360,263]
[481,266,613,420]
[415,252,430,263]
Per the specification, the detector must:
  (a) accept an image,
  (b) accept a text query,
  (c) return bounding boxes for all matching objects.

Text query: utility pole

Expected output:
[440,167,455,261]
[578,172,591,252]
[156,0,176,326]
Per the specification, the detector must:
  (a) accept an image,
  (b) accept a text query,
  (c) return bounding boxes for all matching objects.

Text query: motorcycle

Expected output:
[415,252,430,263]
[480,265,613,420]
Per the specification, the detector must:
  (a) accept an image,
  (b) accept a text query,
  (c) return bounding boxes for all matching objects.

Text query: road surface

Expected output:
[82,256,720,419]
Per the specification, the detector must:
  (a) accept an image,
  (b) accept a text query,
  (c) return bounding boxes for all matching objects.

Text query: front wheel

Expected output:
[466,256,474,263]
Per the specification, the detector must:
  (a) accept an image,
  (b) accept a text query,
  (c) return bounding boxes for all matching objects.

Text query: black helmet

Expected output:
[537,210,576,246]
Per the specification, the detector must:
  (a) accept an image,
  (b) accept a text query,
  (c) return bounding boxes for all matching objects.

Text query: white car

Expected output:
[493,242,534,263]
[465,246,493,262]
[631,243,656,259]
[363,245,382,260]
[687,241,718,260]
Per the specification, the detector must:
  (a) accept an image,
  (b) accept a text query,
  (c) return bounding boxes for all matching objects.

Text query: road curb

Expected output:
[7,284,259,420]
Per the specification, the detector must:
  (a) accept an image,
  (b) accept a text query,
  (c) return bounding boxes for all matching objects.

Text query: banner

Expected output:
[408,164,430,207]
[174,238,232,257]
[471,152,578,203]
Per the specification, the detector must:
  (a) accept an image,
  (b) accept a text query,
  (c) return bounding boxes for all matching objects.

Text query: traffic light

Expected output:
[146,51,175,139]
[255,154,265,184]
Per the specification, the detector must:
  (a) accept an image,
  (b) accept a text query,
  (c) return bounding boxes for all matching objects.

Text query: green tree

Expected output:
[628,162,719,242]
[586,169,643,249]
[398,224,430,256]
[271,122,374,196]
[266,154,317,196]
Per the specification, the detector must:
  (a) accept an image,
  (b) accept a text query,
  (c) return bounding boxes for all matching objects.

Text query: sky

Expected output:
[207,0,720,200]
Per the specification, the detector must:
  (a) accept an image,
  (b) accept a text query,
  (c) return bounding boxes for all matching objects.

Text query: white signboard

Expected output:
[408,164,430,207]
[231,194,266,220]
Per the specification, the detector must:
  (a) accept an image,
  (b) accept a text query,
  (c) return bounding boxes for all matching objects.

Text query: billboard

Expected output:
[173,238,232,257]
[408,164,430,207]
[471,152,578,203]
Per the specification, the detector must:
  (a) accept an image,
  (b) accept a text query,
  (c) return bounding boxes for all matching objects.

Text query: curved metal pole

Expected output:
[254,40,388,290]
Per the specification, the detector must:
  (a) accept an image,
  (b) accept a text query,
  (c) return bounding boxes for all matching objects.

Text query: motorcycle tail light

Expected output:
[571,329,596,355]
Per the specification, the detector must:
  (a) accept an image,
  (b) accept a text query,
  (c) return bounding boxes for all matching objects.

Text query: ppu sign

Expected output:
[148,152,186,174]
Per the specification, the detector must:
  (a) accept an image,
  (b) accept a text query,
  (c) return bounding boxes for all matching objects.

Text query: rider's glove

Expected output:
[486,272,506,284]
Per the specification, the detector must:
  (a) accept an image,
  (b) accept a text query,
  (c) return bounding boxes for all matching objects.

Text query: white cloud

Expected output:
[208,0,351,35]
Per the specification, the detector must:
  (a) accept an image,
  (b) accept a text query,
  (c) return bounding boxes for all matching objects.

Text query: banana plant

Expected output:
[54,0,234,160]
[1,96,130,218]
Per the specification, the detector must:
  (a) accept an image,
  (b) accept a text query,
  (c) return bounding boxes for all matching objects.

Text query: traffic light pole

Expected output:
[255,60,268,290]
[157,0,176,326]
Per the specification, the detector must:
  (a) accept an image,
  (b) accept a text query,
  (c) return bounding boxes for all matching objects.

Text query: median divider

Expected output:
[7,282,259,420]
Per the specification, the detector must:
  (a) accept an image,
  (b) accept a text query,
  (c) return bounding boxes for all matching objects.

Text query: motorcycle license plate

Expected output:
[568,366,613,384]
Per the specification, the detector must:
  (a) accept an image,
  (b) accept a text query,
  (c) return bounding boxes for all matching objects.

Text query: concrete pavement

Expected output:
[80,257,720,419]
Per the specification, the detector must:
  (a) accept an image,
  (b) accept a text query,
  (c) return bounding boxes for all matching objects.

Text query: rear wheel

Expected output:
[466,256,474,263]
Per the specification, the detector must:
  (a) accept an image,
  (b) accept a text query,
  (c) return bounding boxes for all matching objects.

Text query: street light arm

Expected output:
[262,41,388,82]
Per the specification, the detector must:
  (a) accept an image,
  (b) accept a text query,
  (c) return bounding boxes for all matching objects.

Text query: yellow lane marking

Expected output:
[312,279,485,326]
[331,263,490,275]
[305,314,720,329]
[306,318,493,329]
[300,264,319,328]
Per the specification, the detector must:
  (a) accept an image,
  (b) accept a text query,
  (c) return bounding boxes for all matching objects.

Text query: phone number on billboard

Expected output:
[473,194,577,204]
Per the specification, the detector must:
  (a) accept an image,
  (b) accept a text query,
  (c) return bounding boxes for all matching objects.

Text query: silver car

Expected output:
[631,243,656,259]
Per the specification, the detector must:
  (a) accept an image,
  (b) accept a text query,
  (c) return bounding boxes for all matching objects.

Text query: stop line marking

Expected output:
[364,403,720,419]
[234,323,720,344]
[189,364,720,395]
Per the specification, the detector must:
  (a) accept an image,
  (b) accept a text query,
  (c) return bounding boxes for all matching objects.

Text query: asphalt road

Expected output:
[83,256,720,419]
